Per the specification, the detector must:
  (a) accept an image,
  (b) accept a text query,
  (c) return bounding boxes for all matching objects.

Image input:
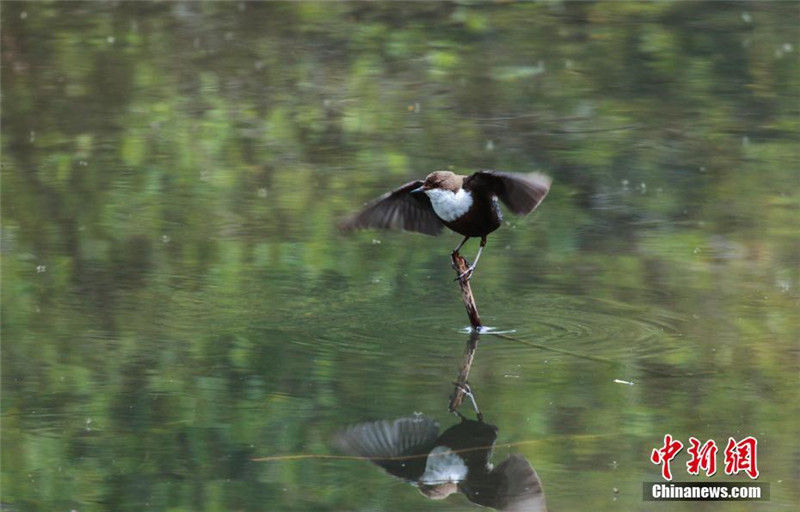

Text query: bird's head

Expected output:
[412,171,462,195]
[417,481,459,500]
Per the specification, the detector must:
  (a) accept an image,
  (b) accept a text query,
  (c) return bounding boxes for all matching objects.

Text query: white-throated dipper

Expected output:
[334,413,547,511]
[341,170,551,280]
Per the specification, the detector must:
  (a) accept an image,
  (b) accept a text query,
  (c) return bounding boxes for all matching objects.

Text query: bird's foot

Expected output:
[453,381,472,396]
[453,381,483,421]
[454,264,476,282]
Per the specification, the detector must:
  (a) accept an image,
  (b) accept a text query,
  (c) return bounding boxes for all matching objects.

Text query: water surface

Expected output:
[2,2,799,511]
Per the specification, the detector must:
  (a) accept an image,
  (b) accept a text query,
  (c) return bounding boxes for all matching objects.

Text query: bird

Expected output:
[334,412,547,511]
[340,170,551,280]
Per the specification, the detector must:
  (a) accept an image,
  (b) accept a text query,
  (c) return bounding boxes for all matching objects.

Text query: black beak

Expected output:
[411,185,426,195]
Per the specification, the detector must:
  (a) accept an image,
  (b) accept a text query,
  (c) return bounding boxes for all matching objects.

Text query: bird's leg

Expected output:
[451,236,470,270]
[453,236,470,255]
[456,237,486,282]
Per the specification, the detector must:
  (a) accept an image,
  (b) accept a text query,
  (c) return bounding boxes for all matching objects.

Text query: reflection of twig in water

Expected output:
[449,331,480,415]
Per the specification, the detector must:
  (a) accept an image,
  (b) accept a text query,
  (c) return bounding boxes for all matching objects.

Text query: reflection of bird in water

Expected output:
[334,414,547,511]
[341,170,550,281]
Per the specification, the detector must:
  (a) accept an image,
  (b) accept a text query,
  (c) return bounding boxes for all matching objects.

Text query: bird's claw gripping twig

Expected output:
[454,264,476,282]
[452,381,483,421]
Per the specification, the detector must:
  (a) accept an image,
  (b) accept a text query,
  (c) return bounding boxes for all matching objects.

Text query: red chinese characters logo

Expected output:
[686,437,718,476]
[650,434,684,480]
[724,436,759,479]
[651,435,759,480]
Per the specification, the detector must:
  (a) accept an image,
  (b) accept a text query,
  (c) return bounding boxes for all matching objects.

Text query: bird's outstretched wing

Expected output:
[462,454,547,512]
[466,171,551,215]
[333,415,441,482]
[492,454,547,512]
[339,180,444,236]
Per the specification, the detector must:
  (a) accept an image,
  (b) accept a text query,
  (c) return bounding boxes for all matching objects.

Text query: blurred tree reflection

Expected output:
[2,2,798,511]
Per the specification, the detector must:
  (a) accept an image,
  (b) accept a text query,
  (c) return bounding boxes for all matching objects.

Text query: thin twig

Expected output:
[451,252,482,330]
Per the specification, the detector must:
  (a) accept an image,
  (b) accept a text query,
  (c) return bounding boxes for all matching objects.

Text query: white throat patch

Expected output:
[425,188,473,222]
[420,446,468,484]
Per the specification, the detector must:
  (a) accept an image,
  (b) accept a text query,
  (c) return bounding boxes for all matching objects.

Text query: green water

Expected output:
[2,2,799,511]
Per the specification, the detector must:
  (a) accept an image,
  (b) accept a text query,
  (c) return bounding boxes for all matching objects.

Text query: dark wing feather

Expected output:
[467,171,551,215]
[463,454,547,511]
[339,180,444,236]
[492,455,547,512]
[333,415,441,482]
